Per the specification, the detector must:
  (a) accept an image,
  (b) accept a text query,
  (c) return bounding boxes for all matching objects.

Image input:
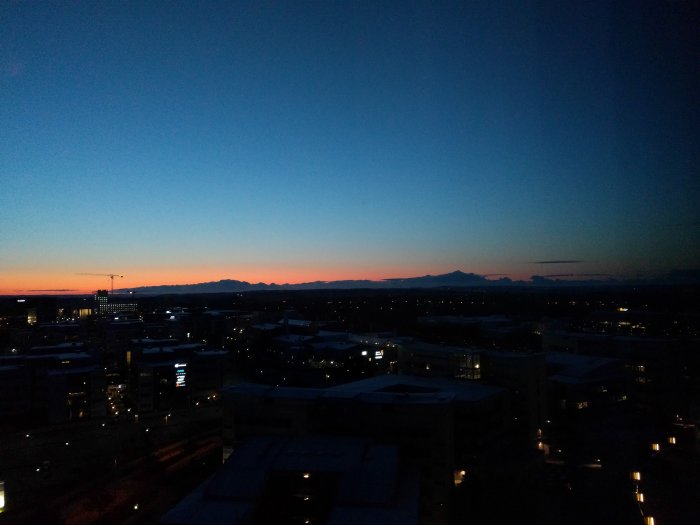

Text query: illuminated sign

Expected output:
[374,350,383,359]
[174,363,187,388]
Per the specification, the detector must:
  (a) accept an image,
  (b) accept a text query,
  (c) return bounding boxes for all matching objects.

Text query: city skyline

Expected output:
[2,1,699,295]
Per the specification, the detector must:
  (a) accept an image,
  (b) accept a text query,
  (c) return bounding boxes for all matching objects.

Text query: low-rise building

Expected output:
[160,435,419,525]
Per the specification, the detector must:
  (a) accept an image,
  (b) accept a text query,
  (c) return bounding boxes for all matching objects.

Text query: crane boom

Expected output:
[76,273,124,294]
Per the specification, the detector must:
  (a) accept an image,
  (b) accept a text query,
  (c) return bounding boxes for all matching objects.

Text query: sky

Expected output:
[1,0,699,294]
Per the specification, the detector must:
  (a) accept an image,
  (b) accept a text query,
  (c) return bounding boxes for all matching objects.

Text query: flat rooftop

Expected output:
[226,374,505,405]
[160,435,417,525]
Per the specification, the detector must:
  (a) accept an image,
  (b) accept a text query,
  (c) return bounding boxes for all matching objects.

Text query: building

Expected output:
[481,350,547,445]
[94,290,138,316]
[397,341,481,380]
[223,375,509,524]
[544,351,630,414]
[0,351,105,424]
[160,435,419,525]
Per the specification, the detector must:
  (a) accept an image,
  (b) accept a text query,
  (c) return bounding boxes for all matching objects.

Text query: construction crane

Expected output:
[76,273,124,294]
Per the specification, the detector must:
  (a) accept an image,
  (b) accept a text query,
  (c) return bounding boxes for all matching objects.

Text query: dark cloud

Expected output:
[25,289,77,292]
[544,273,612,278]
[532,260,584,264]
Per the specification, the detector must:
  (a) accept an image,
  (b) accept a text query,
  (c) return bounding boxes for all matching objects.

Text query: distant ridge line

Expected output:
[116,269,700,295]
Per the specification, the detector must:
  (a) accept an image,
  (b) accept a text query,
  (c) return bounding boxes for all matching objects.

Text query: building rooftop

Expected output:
[310,341,361,353]
[279,319,312,328]
[160,435,417,525]
[252,322,280,331]
[417,314,512,326]
[227,374,505,405]
[399,340,481,356]
[274,334,315,345]
[327,374,504,403]
[545,351,625,381]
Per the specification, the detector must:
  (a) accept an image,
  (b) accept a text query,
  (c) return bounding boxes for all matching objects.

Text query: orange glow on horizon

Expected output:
[0,264,527,296]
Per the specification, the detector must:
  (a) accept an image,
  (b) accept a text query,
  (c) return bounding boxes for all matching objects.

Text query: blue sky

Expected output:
[1,1,698,292]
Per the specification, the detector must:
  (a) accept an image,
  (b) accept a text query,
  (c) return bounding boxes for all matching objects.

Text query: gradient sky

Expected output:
[1,1,698,294]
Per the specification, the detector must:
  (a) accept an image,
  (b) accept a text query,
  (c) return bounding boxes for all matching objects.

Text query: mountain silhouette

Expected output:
[117,270,510,294]
[116,269,700,295]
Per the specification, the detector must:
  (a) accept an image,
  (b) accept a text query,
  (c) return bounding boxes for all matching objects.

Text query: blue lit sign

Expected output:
[174,363,187,388]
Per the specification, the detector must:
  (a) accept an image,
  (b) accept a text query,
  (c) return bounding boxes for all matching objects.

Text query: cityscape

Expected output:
[1,1,698,524]
[0,280,698,524]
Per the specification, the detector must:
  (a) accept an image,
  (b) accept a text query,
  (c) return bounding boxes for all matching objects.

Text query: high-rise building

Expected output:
[94,290,138,316]
[95,290,109,315]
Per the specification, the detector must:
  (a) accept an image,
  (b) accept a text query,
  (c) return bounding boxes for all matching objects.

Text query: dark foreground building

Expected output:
[219,375,512,524]
[160,435,419,525]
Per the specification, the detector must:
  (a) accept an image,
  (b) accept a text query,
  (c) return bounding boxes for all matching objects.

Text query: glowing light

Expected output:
[302,473,310,479]
[651,443,660,452]
[668,436,676,444]
[175,363,187,388]
[632,471,641,481]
